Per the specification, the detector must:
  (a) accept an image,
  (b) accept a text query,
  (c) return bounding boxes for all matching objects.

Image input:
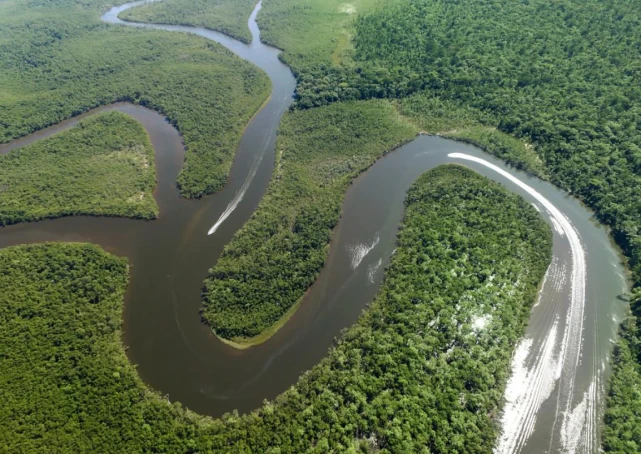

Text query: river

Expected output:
[0,1,630,452]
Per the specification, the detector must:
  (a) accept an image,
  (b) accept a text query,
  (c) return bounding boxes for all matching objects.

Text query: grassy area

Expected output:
[0,112,157,225]
[0,166,550,452]
[202,100,418,343]
[0,0,270,199]
[257,0,403,72]
[121,0,257,43]
[117,0,393,72]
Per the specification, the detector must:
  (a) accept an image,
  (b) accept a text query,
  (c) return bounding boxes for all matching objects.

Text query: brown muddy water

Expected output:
[0,1,630,452]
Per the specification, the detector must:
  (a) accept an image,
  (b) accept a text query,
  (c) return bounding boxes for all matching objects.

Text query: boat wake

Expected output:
[449,153,590,454]
[208,142,266,235]
[347,233,380,270]
[367,258,383,284]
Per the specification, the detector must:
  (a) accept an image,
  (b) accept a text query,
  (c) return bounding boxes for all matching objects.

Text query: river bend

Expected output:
[0,2,629,453]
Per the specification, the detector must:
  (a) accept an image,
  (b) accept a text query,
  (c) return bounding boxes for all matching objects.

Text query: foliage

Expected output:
[0,112,158,225]
[603,314,641,453]
[120,0,257,44]
[202,100,417,342]
[397,93,549,179]
[0,166,551,452]
[0,243,214,453]
[258,0,403,72]
[258,0,641,440]
[295,0,641,291]
[262,0,641,292]
[604,287,641,453]
[0,0,270,198]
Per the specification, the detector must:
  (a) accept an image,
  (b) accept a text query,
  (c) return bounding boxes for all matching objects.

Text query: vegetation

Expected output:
[257,0,397,72]
[604,310,641,453]
[0,112,158,225]
[120,0,257,44]
[4,0,640,448]
[257,0,641,443]
[0,0,270,198]
[397,93,549,179]
[277,0,641,294]
[0,167,551,452]
[202,100,417,343]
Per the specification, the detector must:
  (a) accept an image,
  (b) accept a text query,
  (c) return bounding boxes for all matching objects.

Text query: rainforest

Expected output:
[0,0,639,453]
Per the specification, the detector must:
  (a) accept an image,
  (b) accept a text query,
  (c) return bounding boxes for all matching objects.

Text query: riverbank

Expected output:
[0,0,269,199]
[202,100,418,343]
[120,0,257,43]
[0,164,551,452]
[0,112,158,225]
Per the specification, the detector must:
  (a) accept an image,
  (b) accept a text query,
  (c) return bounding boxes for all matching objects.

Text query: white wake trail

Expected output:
[448,153,588,454]
[347,233,380,270]
[367,258,383,284]
[207,140,267,236]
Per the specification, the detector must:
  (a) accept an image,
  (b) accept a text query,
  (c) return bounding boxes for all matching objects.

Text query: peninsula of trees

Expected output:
[1,166,551,452]
[0,112,158,225]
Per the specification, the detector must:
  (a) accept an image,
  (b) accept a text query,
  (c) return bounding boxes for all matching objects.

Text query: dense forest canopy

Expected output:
[259,0,641,283]
[0,112,158,225]
[256,1,641,446]
[202,100,417,343]
[0,167,551,452]
[281,0,641,288]
[2,0,640,450]
[0,0,269,198]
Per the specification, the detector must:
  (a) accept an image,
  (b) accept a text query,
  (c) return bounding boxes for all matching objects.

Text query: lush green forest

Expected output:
[0,112,158,225]
[4,0,641,449]
[397,93,549,180]
[255,0,641,446]
[604,309,641,452]
[121,0,256,43]
[0,0,269,198]
[258,0,400,72]
[0,167,550,452]
[258,0,641,283]
[202,100,417,344]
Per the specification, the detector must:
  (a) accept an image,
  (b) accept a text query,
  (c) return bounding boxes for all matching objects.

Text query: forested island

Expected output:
[0,167,551,452]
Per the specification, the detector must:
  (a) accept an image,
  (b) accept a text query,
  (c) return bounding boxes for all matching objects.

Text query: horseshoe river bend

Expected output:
[0,1,630,453]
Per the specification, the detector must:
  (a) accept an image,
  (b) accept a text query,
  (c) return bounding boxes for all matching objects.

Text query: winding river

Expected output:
[0,1,630,452]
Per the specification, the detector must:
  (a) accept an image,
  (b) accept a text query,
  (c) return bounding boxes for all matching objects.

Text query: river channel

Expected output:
[0,1,630,452]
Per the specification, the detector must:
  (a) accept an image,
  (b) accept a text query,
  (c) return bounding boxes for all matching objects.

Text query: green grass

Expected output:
[0,112,157,225]
[202,99,418,342]
[0,167,551,452]
[121,0,257,43]
[0,0,270,199]
[257,0,403,72]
